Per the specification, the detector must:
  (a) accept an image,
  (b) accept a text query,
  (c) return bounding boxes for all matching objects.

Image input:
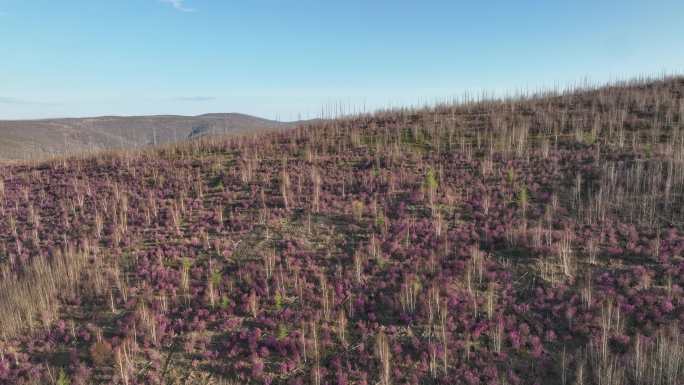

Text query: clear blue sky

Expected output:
[1,0,683,121]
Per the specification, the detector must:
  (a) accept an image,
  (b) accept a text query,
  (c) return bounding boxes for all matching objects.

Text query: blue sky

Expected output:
[1,0,683,121]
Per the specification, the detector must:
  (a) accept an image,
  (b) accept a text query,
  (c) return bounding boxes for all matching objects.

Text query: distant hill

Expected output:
[0,113,296,160]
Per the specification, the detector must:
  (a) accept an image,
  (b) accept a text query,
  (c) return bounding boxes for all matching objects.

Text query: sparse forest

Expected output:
[1,76,683,385]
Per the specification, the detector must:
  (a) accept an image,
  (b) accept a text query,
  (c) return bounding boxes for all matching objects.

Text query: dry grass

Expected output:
[0,244,92,339]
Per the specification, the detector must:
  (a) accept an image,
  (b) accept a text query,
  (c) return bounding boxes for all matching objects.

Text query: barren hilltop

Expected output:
[0,113,295,161]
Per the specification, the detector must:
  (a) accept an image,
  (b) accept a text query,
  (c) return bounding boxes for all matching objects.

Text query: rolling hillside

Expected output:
[0,113,295,160]
[0,77,684,384]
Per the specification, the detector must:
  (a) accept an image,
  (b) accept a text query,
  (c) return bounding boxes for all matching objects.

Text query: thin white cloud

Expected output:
[159,0,195,12]
[0,97,57,108]
[173,96,216,102]
[0,97,39,105]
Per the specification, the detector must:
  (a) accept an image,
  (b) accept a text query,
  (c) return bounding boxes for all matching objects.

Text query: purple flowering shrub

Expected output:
[0,77,683,384]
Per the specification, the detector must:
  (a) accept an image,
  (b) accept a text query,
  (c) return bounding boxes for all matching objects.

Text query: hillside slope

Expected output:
[0,113,295,160]
[0,77,683,385]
